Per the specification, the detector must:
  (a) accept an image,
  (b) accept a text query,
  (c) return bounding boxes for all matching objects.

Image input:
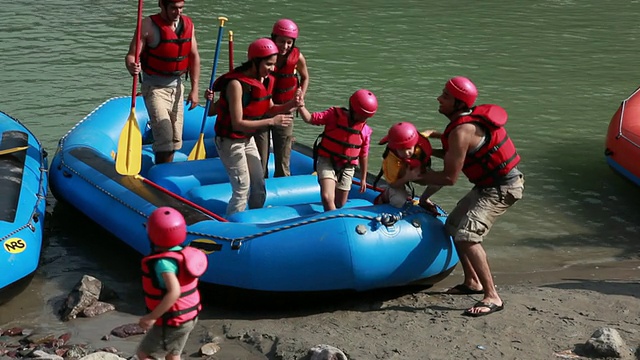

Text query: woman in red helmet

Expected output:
[204,38,302,216]
[137,207,208,360]
[298,89,377,211]
[254,19,310,179]
[415,76,524,317]
[375,122,437,209]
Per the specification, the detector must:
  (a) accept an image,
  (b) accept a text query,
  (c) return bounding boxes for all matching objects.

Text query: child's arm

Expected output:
[138,272,181,330]
[297,105,314,124]
[358,155,368,193]
[422,130,442,139]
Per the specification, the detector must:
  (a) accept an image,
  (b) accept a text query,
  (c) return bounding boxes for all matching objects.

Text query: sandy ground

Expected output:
[32,257,637,360]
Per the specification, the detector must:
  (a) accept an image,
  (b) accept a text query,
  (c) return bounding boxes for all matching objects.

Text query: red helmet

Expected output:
[349,89,378,118]
[272,19,299,39]
[445,76,478,108]
[147,207,187,248]
[247,38,278,60]
[382,122,419,150]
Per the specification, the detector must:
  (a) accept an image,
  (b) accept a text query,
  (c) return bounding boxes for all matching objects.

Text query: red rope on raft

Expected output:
[135,175,228,222]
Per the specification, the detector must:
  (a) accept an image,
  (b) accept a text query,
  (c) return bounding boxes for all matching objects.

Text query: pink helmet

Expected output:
[247,38,278,60]
[349,89,378,118]
[445,76,478,108]
[272,19,299,39]
[147,207,187,248]
[384,122,419,150]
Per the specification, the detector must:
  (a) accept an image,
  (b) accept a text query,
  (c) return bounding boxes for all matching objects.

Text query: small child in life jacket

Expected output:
[375,122,437,210]
[298,89,377,211]
[136,207,208,360]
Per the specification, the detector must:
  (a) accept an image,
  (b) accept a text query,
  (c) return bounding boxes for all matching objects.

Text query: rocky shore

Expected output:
[1,260,640,360]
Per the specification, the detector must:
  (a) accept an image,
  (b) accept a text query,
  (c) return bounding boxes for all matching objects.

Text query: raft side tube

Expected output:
[187,174,322,215]
[226,198,373,224]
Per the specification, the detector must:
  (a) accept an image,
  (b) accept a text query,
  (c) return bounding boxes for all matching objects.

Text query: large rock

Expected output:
[110,324,146,338]
[82,301,116,318]
[309,344,348,360]
[59,275,118,321]
[78,351,127,360]
[583,327,629,358]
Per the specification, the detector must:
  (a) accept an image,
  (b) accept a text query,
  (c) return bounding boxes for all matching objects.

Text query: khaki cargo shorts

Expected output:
[445,175,525,243]
[142,83,185,153]
[137,318,197,358]
[316,156,355,191]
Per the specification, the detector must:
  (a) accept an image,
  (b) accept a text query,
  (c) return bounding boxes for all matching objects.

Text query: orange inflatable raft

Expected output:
[605,87,640,186]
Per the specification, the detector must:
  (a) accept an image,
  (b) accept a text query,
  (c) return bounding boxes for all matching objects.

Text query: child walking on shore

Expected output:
[136,207,208,360]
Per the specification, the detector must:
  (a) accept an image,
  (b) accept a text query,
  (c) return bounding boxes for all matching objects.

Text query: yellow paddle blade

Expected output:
[188,133,206,161]
[115,108,142,175]
[0,145,28,156]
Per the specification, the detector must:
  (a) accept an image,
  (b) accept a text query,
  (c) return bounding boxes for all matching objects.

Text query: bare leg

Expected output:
[165,354,180,360]
[334,189,349,209]
[454,241,482,291]
[458,241,502,314]
[320,178,337,211]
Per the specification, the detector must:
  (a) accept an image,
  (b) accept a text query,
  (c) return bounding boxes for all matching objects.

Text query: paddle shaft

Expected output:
[131,0,143,107]
[0,146,28,156]
[135,175,228,222]
[201,17,227,130]
[228,31,234,71]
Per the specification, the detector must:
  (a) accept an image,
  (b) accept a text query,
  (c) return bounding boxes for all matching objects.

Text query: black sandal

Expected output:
[445,284,484,295]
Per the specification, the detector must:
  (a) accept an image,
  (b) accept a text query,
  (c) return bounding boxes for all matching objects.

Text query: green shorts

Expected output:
[445,175,524,243]
[137,318,197,359]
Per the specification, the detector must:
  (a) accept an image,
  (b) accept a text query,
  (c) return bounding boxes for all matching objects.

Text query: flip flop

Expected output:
[463,301,504,317]
[445,284,484,295]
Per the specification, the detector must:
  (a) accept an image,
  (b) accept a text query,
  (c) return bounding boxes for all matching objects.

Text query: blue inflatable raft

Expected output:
[49,97,458,292]
[0,111,48,298]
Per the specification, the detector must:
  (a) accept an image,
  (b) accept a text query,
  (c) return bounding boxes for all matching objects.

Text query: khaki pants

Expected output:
[142,83,185,153]
[445,176,525,243]
[316,156,355,191]
[215,136,266,217]
[254,123,294,178]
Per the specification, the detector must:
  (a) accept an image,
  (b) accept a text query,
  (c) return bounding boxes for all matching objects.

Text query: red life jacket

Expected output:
[315,107,366,168]
[141,247,208,327]
[441,104,520,187]
[272,47,300,104]
[141,14,193,77]
[213,71,274,139]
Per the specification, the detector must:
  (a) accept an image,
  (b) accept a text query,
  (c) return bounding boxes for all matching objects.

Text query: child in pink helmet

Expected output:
[298,89,376,211]
[375,122,438,211]
[254,19,310,179]
[137,207,208,360]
